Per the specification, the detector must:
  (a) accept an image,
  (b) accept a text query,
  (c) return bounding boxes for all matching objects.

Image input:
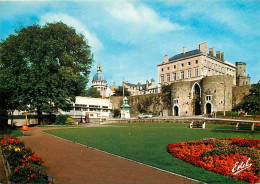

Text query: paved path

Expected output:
[20,127,197,184]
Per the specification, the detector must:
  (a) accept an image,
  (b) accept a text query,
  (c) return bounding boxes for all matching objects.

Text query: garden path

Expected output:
[20,127,198,184]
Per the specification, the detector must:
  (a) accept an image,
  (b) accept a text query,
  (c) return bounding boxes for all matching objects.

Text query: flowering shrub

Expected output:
[0,135,50,184]
[167,138,260,183]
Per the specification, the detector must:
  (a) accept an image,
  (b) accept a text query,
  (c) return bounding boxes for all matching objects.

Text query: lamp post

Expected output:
[221,81,226,116]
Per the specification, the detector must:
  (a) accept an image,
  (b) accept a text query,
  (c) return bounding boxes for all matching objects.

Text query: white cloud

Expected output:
[105,0,184,33]
[39,13,104,53]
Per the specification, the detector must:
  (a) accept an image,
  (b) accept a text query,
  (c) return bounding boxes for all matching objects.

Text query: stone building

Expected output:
[236,62,250,86]
[157,42,251,116]
[123,78,158,96]
[92,64,107,98]
[171,75,233,116]
[157,42,240,92]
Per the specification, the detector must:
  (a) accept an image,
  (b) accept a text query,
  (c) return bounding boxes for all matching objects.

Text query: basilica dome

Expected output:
[92,64,106,82]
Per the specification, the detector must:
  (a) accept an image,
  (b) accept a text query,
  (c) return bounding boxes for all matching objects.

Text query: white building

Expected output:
[62,96,112,120]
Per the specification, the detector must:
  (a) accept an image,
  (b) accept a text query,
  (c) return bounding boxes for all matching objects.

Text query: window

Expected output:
[188,62,191,65]
[187,69,191,78]
[195,68,199,76]
[160,75,164,83]
[167,67,169,70]
[180,71,184,79]
[181,63,184,67]
[166,74,170,82]
[206,95,212,101]
[173,65,176,69]
[173,73,176,81]
[174,99,179,104]
[161,68,164,72]
[195,60,199,64]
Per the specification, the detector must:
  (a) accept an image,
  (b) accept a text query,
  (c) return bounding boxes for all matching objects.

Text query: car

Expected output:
[138,114,153,119]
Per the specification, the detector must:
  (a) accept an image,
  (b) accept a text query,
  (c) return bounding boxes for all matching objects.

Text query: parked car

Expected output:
[138,114,153,119]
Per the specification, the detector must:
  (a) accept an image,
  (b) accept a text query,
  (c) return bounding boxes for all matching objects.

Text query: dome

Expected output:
[92,72,106,82]
[92,64,106,82]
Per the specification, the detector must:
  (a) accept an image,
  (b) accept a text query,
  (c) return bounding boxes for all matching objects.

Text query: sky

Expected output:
[0,0,260,88]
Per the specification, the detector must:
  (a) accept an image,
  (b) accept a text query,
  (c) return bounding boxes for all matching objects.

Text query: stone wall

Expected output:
[110,93,170,117]
[232,85,251,107]
[202,75,233,113]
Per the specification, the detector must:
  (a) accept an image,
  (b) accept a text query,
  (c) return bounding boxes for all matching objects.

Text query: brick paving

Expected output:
[20,127,198,184]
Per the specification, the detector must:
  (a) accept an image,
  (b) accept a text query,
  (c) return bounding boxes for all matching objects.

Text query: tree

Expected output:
[0,22,93,124]
[113,86,131,96]
[82,87,101,98]
[232,81,260,114]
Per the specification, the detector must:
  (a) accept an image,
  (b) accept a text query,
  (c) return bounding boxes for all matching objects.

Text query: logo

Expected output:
[232,158,252,175]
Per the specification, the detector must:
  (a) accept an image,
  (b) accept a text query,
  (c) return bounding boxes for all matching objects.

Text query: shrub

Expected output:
[65,117,74,125]
[55,114,70,125]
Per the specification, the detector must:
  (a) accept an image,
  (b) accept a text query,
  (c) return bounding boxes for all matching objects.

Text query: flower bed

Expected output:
[167,138,260,183]
[0,135,51,184]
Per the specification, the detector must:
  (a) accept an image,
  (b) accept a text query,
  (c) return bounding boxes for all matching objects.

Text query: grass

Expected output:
[0,129,23,137]
[44,122,260,184]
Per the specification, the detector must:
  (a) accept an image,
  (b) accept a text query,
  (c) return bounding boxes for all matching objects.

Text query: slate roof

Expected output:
[92,72,106,82]
[169,49,202,62]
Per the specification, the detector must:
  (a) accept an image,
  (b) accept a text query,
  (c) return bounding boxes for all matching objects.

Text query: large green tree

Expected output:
[233,81,260,114]
[0,22,93,124]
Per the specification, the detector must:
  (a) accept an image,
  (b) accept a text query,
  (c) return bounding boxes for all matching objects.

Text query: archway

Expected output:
[206,103,212,114]
[192,83,201,115]
[174,106,179,116]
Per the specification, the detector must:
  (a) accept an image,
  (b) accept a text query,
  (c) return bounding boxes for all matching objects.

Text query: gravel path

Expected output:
[20,127,198,184]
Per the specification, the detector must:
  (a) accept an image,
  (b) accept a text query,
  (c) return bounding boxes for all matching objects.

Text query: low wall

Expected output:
[8,119,38,126]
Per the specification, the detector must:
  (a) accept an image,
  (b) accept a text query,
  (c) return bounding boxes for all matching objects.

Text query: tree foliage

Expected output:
[82,87,101,98]
[113,86,131,96]
[232,81,260,114]
[0,22,93,123]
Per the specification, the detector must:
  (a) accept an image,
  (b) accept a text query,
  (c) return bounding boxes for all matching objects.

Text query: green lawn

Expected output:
[44,122,260,184]
[0,129,23,136]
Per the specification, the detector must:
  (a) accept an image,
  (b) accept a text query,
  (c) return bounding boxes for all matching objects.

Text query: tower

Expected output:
[92,64,107,97]
[235,62,250,86]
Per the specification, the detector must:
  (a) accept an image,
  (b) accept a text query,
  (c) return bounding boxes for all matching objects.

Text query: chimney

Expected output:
[199,42,207,55]
[183,47,186,54]
[209,48,214,56]
[164,55,169,63]
[146,80,149,89]
[151,78,155,85]
[220,52,224,61]
[216,51,221,60]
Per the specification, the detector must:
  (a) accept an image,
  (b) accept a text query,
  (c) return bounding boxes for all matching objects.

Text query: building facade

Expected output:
[157,42,240,92]
[158,42,251,116]
[123,78,158,96]
[171,75,233,116]
[62,96,112,119]
[92,64,107,98]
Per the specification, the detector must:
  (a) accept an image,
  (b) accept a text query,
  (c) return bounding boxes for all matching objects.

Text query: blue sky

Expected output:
[1,0,260,88]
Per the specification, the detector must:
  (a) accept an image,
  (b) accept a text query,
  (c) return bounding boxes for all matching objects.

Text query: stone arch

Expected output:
[191,82,202,115]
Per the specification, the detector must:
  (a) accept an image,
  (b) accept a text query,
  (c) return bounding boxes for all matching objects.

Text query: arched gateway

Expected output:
[191,82,202,115]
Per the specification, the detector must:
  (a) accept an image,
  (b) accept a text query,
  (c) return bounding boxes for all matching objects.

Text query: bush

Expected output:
[55,114,71,125]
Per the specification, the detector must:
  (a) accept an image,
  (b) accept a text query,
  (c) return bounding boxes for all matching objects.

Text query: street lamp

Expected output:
[221,82,226,116]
